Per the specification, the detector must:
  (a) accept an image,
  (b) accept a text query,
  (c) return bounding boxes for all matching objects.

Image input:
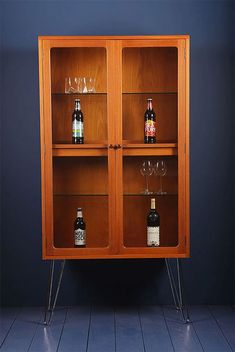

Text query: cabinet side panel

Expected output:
[38,39,47,258]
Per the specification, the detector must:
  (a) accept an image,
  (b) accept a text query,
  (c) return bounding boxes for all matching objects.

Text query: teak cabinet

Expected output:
[38,35,190,259]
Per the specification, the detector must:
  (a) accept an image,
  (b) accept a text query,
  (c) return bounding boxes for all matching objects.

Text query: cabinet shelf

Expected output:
[52,143,108,157]
[54,193,108,196]
[52,92,107,96]
[122,142,177,156]
[122,92,177,95]
[123,193,177,196]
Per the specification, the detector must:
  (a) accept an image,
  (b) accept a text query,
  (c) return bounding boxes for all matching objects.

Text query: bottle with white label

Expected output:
[74,208,86,247]
[72,99,84,144]
[147,198,160,246]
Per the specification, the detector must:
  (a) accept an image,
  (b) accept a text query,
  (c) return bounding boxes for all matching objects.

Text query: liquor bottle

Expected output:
[74,208,86,247]
[144,98,156,143]
[147,198,160,246]
[72,99,84,144]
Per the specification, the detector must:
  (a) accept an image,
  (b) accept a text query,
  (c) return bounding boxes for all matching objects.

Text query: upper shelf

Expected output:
[51,92,177,96]
[52,92,107,96]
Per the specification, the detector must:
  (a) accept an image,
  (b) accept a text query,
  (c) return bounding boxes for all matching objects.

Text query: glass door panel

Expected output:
[53,156,109,248]
[50,47,107,144]
[121,44,179,250]
[123,156,178,248]
[122,46,178,143]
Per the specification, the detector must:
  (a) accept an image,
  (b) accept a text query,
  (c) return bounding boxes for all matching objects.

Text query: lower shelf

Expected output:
[54,195,109,248]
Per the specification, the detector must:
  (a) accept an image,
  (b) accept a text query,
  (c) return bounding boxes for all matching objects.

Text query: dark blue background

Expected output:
[1,1,234,306]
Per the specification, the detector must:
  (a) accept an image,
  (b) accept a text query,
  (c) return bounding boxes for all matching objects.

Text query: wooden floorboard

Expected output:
[139,305,174,352]
[163,306,204,352]
[209,306,235,351]
[0,307,43,352]
[0,306,234,352]
[0,308,18,347]
[189,306,233,352]
[87,306,115,352]
[28,308,67,352]
[57,306,90,352]
[115,306,145,352]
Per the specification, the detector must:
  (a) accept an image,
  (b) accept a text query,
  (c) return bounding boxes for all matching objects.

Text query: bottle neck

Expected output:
[150,198,156,210]
[147,100,153,111]
[75,101,81,111]
[77,209,83,218]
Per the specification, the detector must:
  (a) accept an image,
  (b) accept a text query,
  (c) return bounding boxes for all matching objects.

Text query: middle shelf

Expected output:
[52,142,178,156]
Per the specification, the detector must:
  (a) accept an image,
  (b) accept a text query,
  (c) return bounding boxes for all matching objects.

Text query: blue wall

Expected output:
[1,1,234,306]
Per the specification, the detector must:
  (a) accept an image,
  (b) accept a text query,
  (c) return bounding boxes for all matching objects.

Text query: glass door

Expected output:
[119,40,185,256]
[46,41,114,256]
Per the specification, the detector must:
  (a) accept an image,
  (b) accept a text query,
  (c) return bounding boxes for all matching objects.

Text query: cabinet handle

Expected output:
[109,144,122,149]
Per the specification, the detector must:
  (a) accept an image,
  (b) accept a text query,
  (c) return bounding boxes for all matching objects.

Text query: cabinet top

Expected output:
[38,35,190,41]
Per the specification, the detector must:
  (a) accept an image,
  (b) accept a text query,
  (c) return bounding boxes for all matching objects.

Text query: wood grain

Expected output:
[52,94,107,143]
[54,195,109,248]
[38,36,190,259]
[122,93,177,142]
[122,47,178,93]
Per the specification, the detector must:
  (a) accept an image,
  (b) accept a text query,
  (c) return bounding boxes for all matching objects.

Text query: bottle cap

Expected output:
[147,98,153,101]
[77,207,82,211]
[75,99,80,102]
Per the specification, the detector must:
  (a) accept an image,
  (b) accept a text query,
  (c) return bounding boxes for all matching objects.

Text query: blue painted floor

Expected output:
[0,306,234,351]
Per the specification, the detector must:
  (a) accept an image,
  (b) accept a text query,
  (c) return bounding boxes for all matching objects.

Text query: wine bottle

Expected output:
[147,198,160,246]
[74,208,86,247]
[72,99,84,144]
[144,98,156,143]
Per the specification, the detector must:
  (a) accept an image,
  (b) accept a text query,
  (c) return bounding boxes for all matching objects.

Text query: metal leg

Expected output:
[165,258,191,323]
[44,260,66,325]
[165,259,179,310]
[44,260,55,324]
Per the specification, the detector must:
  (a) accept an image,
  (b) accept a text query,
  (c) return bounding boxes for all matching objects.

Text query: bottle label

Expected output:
[147,227,160,246]
[145,120,156,137]
[74,229,86,246]
[73,120,83,137]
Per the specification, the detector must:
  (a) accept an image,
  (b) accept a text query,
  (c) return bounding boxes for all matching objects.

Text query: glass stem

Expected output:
[160,176,163,193]
[146,175,149,192]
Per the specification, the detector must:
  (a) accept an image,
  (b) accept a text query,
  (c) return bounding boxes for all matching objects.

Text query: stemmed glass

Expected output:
[154,160,167,195]
[140,161,154,194]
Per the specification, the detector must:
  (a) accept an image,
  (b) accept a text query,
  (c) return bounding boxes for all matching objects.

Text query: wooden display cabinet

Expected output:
[38,35,190,259]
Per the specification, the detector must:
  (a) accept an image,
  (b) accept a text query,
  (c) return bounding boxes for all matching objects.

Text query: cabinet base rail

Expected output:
[44,258,190,325]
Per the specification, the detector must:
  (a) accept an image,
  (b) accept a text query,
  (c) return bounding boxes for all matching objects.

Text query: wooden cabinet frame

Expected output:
[38,35,190,259]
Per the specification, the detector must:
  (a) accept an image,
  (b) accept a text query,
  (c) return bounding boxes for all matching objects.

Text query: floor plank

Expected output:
[139,305,174,352]
[57,306,90,352]
[189,306,233,352]
[87,306,115,352]
[115,306,145,352]
[0,307,43,352]
[28,308,67,352]
[209,306,235,351]
[0,308,18,347]
[163,306,203,352]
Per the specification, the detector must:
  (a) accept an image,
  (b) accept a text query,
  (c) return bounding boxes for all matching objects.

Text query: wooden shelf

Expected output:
[122,142,177,156]
[52,92,107,96]
[53,143,108,156]
[122,92,177,95]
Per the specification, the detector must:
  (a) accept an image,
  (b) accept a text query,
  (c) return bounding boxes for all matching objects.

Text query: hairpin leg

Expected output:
[44,260,66,325]
[165,258,191,323]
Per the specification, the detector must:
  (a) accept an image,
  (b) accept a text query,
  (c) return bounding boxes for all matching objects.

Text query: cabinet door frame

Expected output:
[39,38,117,259]
[115,37,190,258]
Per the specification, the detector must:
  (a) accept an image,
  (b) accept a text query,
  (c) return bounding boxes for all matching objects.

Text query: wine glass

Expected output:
[154,160,167,195]
[140,161,154,194]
